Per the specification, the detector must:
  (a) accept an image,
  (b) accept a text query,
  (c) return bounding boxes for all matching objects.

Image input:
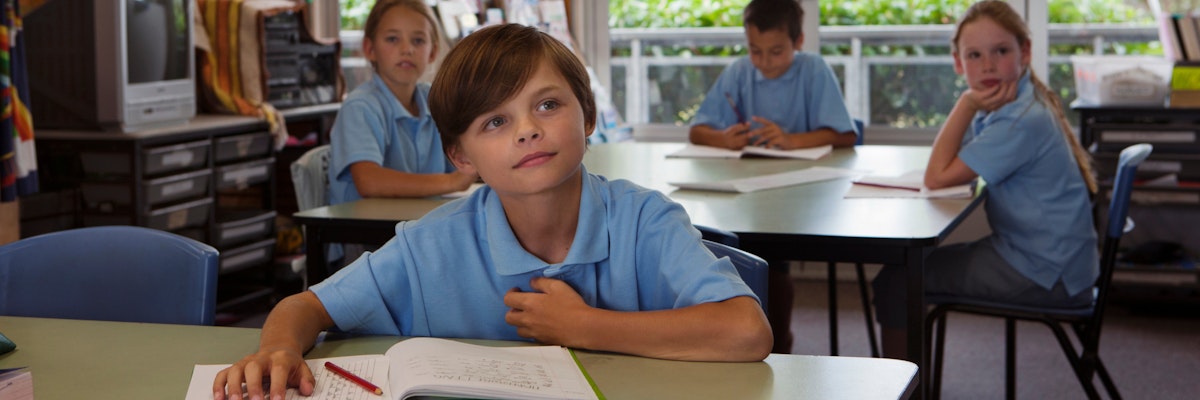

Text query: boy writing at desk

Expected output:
[213,24,772,400]
[689,0,856,354]
[688,0,857,151]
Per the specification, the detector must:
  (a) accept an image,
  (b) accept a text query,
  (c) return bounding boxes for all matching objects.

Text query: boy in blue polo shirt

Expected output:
[690,0,856,151]
[213,24,772,400]
[690,0,857,354]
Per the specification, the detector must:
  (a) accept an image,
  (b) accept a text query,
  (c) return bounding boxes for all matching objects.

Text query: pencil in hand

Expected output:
[324,361,383,396]
[724,92,745,123]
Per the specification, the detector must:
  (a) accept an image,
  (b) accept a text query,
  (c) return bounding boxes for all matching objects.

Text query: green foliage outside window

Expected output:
[340,1,1160,126]
[605,0,1158,126]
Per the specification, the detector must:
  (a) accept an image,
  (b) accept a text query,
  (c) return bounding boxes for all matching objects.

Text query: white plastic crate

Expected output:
[1071,56,1174,106]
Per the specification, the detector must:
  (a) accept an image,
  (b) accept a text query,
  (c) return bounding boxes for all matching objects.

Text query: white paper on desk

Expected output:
[845,182,973,199]
[666,144,744,158]
[442,182,487,199]
[849,169,973,198]
[185,354,390,400]
[741,144,832,160]
[670,166,858,193]
[666,144,832,160]
[853,169,926,191]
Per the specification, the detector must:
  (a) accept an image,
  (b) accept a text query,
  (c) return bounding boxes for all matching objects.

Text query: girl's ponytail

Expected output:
[1028,73,1098,194]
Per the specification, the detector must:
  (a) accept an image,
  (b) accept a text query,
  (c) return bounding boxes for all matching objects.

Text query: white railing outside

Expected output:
[610,24,1160,130]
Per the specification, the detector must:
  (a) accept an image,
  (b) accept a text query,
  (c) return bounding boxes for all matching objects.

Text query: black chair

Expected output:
[925,143,1152,400]
[825,118,881,357]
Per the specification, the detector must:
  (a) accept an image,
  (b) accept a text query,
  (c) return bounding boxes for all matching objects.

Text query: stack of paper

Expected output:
[667,144,833,160]
[670,166,858,193]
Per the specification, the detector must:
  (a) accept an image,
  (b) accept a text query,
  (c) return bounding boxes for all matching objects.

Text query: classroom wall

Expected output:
[1,200,17,245]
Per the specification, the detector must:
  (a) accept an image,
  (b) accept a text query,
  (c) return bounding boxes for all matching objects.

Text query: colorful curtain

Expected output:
[195,0,293,149]
[0,0,36,203]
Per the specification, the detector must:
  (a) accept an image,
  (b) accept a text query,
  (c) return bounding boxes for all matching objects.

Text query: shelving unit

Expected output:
[28,104,339,312]
[1075,105,1200,304]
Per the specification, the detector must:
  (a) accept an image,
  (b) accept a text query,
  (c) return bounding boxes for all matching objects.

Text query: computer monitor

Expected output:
[26,0,196,132]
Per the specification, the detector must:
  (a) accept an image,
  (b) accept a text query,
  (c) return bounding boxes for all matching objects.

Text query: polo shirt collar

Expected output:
[370,74,431,121]
[486,167,611,276]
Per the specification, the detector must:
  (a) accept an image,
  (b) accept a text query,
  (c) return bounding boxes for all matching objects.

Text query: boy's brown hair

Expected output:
[744,0,804,42]
[429,24,596,155]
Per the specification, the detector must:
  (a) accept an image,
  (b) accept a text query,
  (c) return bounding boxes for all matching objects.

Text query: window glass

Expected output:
[608,0,1158,130]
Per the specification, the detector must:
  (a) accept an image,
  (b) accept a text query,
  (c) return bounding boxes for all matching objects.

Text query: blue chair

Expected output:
[0,226,220,325]
[925,143,1151,400]
[695,224,739,248]
[702,238,768,314]
[825,117,881,357]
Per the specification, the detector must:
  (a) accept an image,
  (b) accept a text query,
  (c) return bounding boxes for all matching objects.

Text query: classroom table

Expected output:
[292,142,983,395]
[0,316,918,399]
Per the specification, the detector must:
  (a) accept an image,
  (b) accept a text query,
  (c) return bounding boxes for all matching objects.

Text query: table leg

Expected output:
[304,225,328,289]
[906,246,929,400]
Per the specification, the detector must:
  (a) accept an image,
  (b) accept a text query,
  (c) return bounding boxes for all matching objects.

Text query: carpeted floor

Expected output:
[787,277,1200,399]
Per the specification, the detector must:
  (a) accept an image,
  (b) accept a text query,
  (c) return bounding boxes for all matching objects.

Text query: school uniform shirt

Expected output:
[311,167,756,340]
[691,52,855,136]
[327,74,455,205]
[957,71,1099,296]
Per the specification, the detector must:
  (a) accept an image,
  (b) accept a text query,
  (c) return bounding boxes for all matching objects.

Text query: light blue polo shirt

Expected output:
[958,71,1098,296]
[327,75,455,205]
[691,52,855,136]
[311,168,756,340]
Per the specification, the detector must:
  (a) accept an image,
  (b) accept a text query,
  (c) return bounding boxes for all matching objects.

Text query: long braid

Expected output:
[1028,73,1099,194]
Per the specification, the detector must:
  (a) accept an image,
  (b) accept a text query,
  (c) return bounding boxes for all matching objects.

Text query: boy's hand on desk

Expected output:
[213,347,315,400]
[748,117,788,149]
[504,277,593,347]
[719,122,751,150]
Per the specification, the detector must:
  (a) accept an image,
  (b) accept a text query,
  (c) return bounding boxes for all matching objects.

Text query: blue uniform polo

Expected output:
[958,71,1099,296]
[692,52,855,137]
[327,74,455,205]
[311,168,757,340]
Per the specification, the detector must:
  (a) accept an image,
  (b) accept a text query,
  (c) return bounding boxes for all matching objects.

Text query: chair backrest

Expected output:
[702,239,768,313]
[1091,143,1151,335]
[0,226,220,325]
[291,144,331,211]
[853,118,865,145]
[695,224,739,248]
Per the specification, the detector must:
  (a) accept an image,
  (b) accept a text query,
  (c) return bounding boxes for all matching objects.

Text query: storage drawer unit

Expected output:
[214,210,277,249]
[1076,105,1200,304]
[215,132,272,163]
[34,105,340,313]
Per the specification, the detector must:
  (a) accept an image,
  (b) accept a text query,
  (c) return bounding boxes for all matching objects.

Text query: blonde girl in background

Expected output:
[871,0,1099,359]
[327,0,475,206]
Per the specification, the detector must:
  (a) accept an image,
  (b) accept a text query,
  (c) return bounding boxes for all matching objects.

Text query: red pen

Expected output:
[324,361,383,396]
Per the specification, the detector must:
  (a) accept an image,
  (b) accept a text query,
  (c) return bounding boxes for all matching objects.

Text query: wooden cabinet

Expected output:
[29,104,339,311]
[1075,106,1200,304]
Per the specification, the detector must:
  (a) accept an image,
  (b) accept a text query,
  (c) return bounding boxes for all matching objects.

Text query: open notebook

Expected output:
[187,337,601,400]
